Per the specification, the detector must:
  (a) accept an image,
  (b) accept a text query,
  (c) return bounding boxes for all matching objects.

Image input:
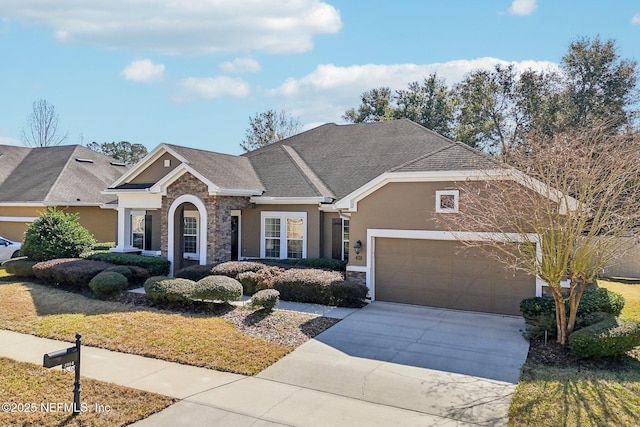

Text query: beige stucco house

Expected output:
[0,144,127,243]
[106,120,553,315]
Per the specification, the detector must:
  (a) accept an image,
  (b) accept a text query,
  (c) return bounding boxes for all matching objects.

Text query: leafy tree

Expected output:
[394,75,454,137]
[20,99,69,147]
[559,36,638,132]
[439,123,640,344]
[22,208,96,261]
[342,87,394,123]
[86,141,148,164]
[240,109,303,152]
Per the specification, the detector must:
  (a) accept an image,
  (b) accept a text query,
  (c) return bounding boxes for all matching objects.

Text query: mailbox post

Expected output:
[43,334,82,416]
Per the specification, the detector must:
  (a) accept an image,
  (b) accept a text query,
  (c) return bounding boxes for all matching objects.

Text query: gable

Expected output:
[129,152,180,185]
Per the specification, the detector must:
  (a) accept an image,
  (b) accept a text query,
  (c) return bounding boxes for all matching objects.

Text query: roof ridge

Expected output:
[42,145,77,202]
[388,143,456,172]
[281,145,336,199]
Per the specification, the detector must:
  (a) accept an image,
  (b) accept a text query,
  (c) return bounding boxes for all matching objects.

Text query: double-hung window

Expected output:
[261,212,307,259]
[342,219,350,262]
[183,211,199,258]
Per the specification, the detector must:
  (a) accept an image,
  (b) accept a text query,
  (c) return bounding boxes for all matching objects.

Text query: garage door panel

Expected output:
[375,238,535,315]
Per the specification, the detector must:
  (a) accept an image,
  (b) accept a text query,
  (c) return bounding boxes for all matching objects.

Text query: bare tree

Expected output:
[439,123,640,344]
[21,99,69,147]
[240,109,302,152]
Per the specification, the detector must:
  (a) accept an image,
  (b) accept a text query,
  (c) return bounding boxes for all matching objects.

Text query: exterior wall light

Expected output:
[353,240,362,254]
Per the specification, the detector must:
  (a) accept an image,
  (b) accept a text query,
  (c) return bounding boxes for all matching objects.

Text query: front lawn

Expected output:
[0,280,328,375]
[509,279,640,426]
[0,357,174,427]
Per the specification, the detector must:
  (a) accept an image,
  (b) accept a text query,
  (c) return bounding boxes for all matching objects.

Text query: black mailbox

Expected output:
[43,347,78,368]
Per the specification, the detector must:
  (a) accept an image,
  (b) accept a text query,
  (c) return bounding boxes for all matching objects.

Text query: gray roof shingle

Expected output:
[243,119,486,199]
[0,144,128,204]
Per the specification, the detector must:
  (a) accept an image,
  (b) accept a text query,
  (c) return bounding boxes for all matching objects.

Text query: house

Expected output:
[106,119,549,315]
[0,144,128,242]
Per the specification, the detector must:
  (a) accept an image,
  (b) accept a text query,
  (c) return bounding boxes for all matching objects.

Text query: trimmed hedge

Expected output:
[520,288,626,338]
[569,317,640,358]
[258,258,347,272]
[144,277,194,304]
[330,281,368,308]
[89,271,128,297]
[272,269,342,304]
[104,265,150,286]
[211,261,267,278]
[192,276,243,302]
[2,257,37,277]
[32,258,113,288]
[250,289,280,311]
[175,264,217,281]
[237,266,285,295]
[84,252,170,276]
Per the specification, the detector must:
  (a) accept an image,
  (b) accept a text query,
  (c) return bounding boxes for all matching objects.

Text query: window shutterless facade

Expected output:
[261,212,307,259]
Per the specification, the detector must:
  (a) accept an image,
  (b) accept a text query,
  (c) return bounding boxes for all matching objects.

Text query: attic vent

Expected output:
[110,161,127,167]
[75,158,94,163]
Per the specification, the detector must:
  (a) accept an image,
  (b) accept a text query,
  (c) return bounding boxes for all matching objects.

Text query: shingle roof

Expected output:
[0,144,128,204]
[243,119,486,199]
[165,144,264,192]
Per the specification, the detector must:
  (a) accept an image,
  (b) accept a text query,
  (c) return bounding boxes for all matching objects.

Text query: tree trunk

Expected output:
[550,287,568,344]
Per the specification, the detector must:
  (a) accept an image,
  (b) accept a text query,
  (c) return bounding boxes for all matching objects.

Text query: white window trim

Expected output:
[342,218,350,261]
[260,211,307,259]
[435,190,459,213]
[183,210,199,259]
[130,210,146,250]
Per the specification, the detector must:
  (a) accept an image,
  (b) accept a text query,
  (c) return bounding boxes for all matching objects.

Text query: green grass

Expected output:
[509,279,640,426]
[0,357,175,427]
[0,281,294,375]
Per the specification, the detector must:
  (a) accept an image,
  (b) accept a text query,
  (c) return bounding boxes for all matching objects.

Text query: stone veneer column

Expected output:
[161,172,253,265]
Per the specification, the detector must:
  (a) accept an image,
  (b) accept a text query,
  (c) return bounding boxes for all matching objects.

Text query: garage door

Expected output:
[374,238,535,315]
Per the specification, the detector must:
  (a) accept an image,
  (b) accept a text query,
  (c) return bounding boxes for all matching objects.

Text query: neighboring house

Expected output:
[0,144,128,243]
[106,119,553,315]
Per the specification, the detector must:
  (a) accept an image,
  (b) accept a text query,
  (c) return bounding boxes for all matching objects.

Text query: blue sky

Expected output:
[1,1,639,155]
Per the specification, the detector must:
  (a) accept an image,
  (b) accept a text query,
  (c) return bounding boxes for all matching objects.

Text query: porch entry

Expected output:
[168,194,208,275]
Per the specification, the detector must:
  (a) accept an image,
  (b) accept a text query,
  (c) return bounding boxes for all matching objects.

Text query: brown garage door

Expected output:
[374,238,535,315]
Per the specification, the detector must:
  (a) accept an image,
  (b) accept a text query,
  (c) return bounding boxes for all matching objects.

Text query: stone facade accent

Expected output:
[346,270,367,286]
[161,172,253,268]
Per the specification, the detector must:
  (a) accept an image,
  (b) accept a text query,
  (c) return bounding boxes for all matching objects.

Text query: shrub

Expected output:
[211,261,267,278]
[272,268,344,305]
[2,257,37,277]
[144,277,194,304]
[250,289,280,311]
[237,266,284,295]
[329,281,368,308]
[93,242,116,251]
[84,252,170,276]
[569,318,640,358]
[104,265,149,286]
[21,208,96,261]
[520,288,626,338]
[175,264,217,281]
[32,258,113,288]
[192,276,243,303]
[89,271,128,297]
[259,258,347,271]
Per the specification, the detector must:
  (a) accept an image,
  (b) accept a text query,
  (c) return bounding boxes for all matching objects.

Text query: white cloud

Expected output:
[220,57,262,74]
[0,1,342,55]
[268,58,559,123]
[504,0,538,16]
[121,59,165,83]
[632,13,640,25]
[178,76,251,100]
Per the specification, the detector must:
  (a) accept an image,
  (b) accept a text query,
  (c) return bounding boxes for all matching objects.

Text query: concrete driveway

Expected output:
[258,302,530,426]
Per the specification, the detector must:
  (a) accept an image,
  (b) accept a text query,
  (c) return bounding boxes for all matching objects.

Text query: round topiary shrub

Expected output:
[143,277,194,304]
[250,289,280,311]
[22,207,96,261]
[192,275,243,302]
[569,317,640,358]
[104,265,149,286]
[2,257,37,277]
[89,271,129,297]
[211,261,267,278]
[175,264,217,281]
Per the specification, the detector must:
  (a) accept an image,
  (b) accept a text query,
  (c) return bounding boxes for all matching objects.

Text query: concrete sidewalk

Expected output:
[0,330,476,426]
